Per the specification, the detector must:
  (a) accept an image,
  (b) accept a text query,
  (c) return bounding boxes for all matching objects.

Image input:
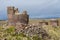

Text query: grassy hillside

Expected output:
[0,25,60,40]
[0,19,60,40]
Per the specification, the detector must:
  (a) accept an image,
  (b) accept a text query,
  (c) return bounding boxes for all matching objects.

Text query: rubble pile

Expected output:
[15,24,50,39]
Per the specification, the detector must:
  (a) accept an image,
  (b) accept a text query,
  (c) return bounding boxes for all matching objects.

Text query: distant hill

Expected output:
[0,16,60,20]
[30,17,60,19]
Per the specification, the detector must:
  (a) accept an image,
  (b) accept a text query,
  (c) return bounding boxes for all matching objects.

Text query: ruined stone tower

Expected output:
[7,6,29,26]
[7,7,15,25]
[18,10,29,24]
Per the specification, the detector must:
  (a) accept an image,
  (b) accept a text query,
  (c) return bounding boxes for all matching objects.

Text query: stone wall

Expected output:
[38,19,60,27]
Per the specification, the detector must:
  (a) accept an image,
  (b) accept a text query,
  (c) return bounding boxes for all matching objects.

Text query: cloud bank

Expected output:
[0,0,60,20]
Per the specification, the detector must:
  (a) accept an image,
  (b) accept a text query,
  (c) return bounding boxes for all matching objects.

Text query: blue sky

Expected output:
[0,0,60,20]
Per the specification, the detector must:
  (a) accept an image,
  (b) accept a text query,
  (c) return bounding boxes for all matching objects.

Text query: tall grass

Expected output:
[0,25,60,40]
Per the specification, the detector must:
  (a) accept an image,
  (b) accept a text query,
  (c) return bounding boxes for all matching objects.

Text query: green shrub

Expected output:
[5,26,15,33]
[32,35,42,40]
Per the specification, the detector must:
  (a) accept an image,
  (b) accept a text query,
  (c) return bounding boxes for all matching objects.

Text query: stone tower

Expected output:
[18,10,29,24]
[22,10,29,24]
[14,8,19,23]
[7,6,15,25]
[14,8,19,13]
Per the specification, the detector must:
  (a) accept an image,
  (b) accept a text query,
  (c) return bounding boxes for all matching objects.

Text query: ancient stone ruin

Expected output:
[7,6,29,26]
[6,6,60,27]
[38,19,60,27]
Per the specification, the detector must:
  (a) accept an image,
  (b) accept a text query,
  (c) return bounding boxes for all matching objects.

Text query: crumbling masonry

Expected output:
[7,6,29,26]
